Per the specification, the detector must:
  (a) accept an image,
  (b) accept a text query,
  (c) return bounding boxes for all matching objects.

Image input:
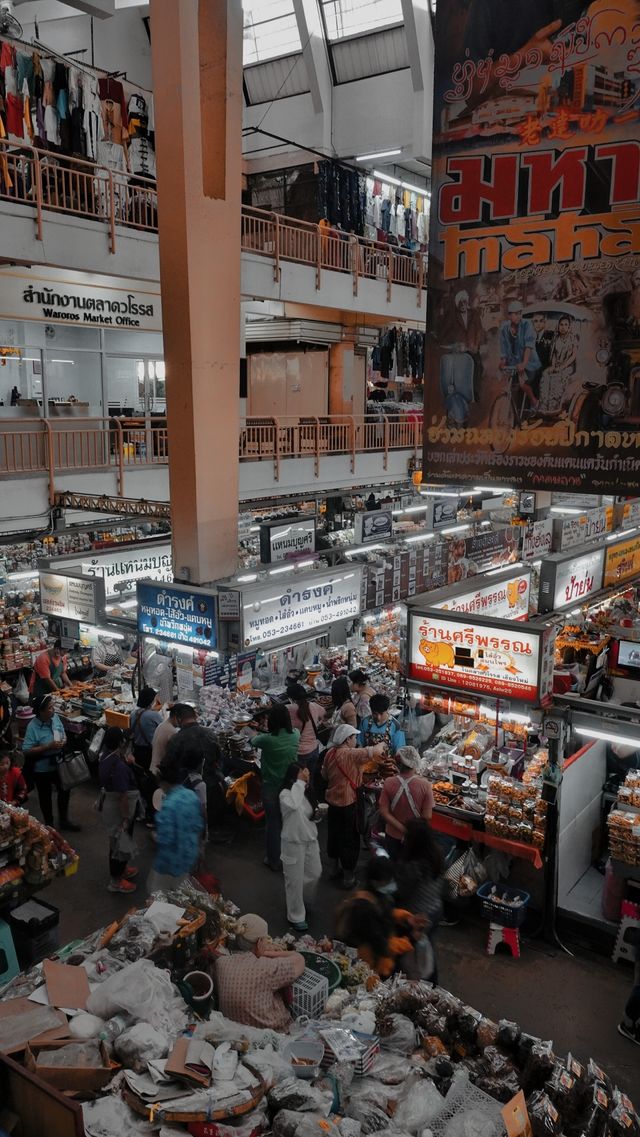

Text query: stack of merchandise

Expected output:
[484,776,547,850]
[0,800,77,897]
[608,772,640,867]
[0,885,636,1137]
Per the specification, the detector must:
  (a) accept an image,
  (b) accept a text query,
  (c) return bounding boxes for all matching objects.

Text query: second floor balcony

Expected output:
[0,142,427,322]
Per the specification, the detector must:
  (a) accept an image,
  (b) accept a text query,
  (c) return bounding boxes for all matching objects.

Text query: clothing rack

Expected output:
[6,33,153,93]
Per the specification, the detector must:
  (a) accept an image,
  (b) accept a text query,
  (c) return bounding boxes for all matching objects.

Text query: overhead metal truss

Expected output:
[54,492,171,520]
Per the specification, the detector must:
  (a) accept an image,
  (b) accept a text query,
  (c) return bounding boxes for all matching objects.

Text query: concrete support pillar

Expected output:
[328,344,366,417]
[150,0,242,584]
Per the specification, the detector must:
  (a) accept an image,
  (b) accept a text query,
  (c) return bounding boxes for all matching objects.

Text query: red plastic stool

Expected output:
[487,922,521,958]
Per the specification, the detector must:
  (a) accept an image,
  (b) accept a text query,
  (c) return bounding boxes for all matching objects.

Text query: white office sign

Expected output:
[81,543,173,596]
[242,568,362,647]
[522,519,553,563]
[260,517,316,564]
[553,506,612,552]
[40,571,103,624]
[0,268,161,331]
[354,509,393,544]
[621,500,640,530]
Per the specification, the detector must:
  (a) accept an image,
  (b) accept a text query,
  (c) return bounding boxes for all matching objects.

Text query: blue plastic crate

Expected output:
[477,881,530,928]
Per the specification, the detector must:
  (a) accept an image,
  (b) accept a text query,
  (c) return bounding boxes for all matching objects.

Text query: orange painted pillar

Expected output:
[150,0,242,584]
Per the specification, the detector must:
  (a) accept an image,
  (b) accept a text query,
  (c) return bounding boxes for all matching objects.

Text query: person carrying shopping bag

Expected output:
[279,763,322,932]
[98,726,141,895]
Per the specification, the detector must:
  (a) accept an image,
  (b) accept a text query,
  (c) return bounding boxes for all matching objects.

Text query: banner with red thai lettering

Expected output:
[425,2,640,494]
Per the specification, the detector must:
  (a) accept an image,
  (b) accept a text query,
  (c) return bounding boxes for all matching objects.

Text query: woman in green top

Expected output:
[251,703,300,871]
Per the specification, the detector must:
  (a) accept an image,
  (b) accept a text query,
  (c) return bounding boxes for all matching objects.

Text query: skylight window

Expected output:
[321,0,404,41]
[243,0,302,65]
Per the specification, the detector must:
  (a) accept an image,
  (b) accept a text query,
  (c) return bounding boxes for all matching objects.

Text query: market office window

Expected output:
[243,0,302,64]
[320,0,404,40]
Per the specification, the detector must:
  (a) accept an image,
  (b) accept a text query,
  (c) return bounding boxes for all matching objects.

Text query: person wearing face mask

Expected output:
[335,853,424,978]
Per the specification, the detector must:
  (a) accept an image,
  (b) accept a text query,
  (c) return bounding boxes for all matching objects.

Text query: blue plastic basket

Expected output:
[477,881,530,928]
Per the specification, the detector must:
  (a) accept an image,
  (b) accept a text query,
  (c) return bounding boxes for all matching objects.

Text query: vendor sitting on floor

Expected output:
[214,913,305,1032]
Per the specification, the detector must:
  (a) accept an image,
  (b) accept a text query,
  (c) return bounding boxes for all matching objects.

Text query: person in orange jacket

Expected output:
[335,852,425,978]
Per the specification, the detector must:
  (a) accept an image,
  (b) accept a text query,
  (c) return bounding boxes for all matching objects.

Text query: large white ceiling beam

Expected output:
[293,0,332,152]
[400,0,432,166]
[15,0,115,18]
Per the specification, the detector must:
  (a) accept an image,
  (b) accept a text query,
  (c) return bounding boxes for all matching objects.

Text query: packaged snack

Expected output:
[527,1091,562,1137]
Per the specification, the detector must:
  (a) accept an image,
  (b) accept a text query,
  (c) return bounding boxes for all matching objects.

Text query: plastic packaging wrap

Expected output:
[582,1083,610,1137]
[213,1041,239,1084]
[475,1020,499,1053]
[268,1078,334,1116]
[422,1037,449,1058]
[86,959,174,1028]
[369,1054,414,1085]
[392,1076,444,1134]
[347,1078,401,1114]
[114,1023,169,1072]
[343,1011,377,1036]
[379,1014,417,1055]
[523,1042,556,1093]
[544,1064,579,1123]
[415,1006,448,1040]
[245,1044,293,1088]
[39,1041,103,1068]
[273,1112,342,1137]
[108,915,158,962]
[527,1091,562,1137]
[346,1100,393,1134]
[443,1108,498,1137]
[609,1091,640,1137]
[496,1020,521,1053]
[68,1014,106,1040]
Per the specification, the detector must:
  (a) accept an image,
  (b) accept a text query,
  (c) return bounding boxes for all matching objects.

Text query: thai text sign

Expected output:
[407,610,542,702]
[432,571,530,622]
[522,519,553,563]
[40,571,103,625]
[259,517,316,564]
[425,3,640,494]
[604,534,640,587]
[553,506,612,551]
[136,581,217,649]
[242,569,362,647]
[81,543,172,596]
[538,546,605,613]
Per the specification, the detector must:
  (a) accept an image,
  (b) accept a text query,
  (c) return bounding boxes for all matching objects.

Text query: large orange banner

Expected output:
[425,1,640,493]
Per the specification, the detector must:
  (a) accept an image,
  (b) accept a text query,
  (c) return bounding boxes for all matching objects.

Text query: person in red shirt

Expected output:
[0,753,28,806]
[379,745,434,858]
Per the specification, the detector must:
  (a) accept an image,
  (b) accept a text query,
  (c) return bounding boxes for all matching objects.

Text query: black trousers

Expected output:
[327,803,360,872]
[33,770,70,827]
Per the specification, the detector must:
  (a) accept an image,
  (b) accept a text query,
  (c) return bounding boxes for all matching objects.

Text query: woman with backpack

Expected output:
[286,682,326,780]
[98,726,141,895]
[130,686,162,823]
[330,676,358,737]
[321,724,384,889]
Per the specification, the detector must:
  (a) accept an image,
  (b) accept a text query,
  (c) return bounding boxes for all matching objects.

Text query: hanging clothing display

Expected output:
[372,326,426,382]
[0,34,155,177]
[362,174,429,253]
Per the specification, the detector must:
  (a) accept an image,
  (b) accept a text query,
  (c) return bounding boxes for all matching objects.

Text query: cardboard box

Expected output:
[0,998,69,1056]
[104,709,130,729]
[24,1040,118,1093]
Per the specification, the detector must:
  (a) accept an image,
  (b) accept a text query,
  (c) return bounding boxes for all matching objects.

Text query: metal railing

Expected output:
[0,413,422,496]
[0,141,426,304]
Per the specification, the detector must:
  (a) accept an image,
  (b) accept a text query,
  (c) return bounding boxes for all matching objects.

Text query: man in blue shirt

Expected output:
[499,301,541,413]
[359,694,406,757]
[23,693,81,832]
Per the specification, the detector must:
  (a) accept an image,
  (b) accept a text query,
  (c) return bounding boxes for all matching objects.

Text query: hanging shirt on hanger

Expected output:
[5,93,23,139]
[44,104,60,146]
[82,72,101,160]
[98,77,128,127]
[128,135,156,178]
[41,58,55,106]
[4,65,17,97]
[16,52,33,97]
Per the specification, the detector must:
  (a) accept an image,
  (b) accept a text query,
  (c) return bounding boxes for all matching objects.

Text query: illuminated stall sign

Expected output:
[538,546,605,613]
[425,2,640,494]
[259,517,316,564]
[354,509,394,545]
[431,568,531,622]
[407,609,552,704]
[522,519,553,563]
[604,534,640,587]
[242,568,363,647]
[553,507,612,552]
[136,581,217,649]
[81,543,172,596]
[448,527,519,583]
[40,571,104,624]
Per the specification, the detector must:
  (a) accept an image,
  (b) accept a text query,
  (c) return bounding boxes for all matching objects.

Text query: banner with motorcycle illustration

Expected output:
[425,1,640,494]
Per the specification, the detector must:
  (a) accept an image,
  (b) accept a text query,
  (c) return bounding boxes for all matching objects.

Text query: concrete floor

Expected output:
[40,782,640,1102]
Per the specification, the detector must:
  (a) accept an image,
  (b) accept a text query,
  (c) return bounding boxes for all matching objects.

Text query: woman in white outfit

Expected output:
[279,763,322,932]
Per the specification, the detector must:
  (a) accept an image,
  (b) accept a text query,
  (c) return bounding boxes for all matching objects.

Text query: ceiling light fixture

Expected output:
[357,149,402,162]
[372,169,402,185]
[576,725,640,747]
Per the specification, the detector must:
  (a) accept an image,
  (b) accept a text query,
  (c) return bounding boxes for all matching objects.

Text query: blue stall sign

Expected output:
[137,581,217,649]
